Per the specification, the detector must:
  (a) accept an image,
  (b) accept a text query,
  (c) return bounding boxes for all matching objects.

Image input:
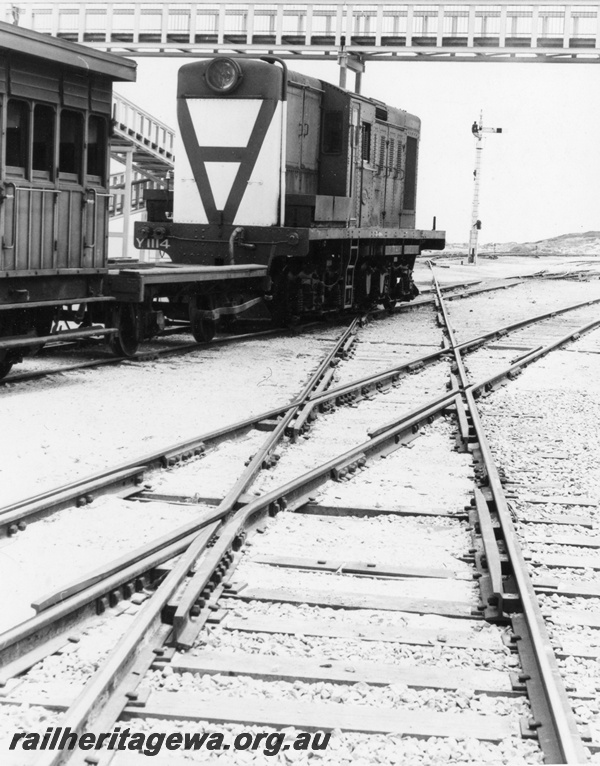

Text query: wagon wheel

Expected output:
[108,303,142,357]
[0,359,13,380]
[383,295,396,313]
[34,308,55,338]
[0,318,15,379]
[189,296,216,343]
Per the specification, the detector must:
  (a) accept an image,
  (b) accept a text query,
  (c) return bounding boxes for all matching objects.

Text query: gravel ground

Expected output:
[0,608,143,764]
[225,600,505,650]
[533,565,600,585]
[193,624,518,676]
[232,562,476,604]
[313,419,473,513]
[8,608,140,695]
[0,497,201,632]
[330,310,443,390]
[143,668,531,718]
[152,428,270,500]
[475,315,600,754]
[447,278,600,345]
[109,721,544,766]
[3,257,600,764]
[0,330,342,508]
[243,512,472,577]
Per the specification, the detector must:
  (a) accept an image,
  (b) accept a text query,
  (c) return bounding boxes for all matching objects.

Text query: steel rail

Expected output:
[5,305,600,752]
[0,529,201,668]
[309,294,600,410]
[0,385,454,669]
[24,319,363,765]
[0,324,285,387]
[48,306,594,762]
[168,317,361,642]
[29,522,221,766]
[0,274,533,388]
[3,293,600,536]
[34,389,459,617]
[465,388,589,764]
[429,267,512,611]
[430,268,590,764]
[29,386,459,609]
[0,318,359,651]
[470,316,600,397]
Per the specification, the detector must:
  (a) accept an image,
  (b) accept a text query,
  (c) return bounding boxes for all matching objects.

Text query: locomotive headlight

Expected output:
[205,58,242,93]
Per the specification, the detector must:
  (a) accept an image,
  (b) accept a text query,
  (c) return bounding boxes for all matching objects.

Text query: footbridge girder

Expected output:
[9,1,600,64]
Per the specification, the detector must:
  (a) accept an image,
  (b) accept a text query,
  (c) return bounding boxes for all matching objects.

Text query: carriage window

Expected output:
[361,122,371,162]
[87,115,106,180]
[59,110,83,178]
[33,105,55,175]
[6,100,29,171]
[322,111,343,154]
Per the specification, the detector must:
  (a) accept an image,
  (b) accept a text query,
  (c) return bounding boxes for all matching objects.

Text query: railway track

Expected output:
[0,273,529,390]
[1,269,600,764]
[0,325,287,388]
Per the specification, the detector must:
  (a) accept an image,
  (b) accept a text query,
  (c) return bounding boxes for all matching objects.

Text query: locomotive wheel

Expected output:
[189,297,216,343]
[108,303,142,357]
[0,360,13,380]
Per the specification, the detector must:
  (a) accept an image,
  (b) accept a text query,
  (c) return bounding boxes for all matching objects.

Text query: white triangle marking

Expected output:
[204,162,241,210]
[189,100,261,147]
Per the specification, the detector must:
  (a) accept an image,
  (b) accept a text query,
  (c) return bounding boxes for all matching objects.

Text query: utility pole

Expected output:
[468,113,502,264]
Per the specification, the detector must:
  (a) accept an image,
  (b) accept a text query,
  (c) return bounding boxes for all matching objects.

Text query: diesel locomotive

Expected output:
[134,56,445,340]
[0,23,444,380]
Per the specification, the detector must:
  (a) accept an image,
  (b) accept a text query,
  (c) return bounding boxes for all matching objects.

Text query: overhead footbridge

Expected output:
[9,1,600,63]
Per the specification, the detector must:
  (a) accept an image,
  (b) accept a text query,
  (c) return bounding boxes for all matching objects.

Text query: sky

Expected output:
[115,56,600,244]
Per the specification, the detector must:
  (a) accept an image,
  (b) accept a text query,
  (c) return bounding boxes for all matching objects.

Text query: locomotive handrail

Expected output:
[84,187,98,255]
[2,182,18,252]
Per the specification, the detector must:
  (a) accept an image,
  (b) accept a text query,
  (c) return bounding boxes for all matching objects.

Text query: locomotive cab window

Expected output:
[6,100,29,176]
[322,111,343,154]
[59,109,84,181]
[32,104,55,178]
[87,115,107,182]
